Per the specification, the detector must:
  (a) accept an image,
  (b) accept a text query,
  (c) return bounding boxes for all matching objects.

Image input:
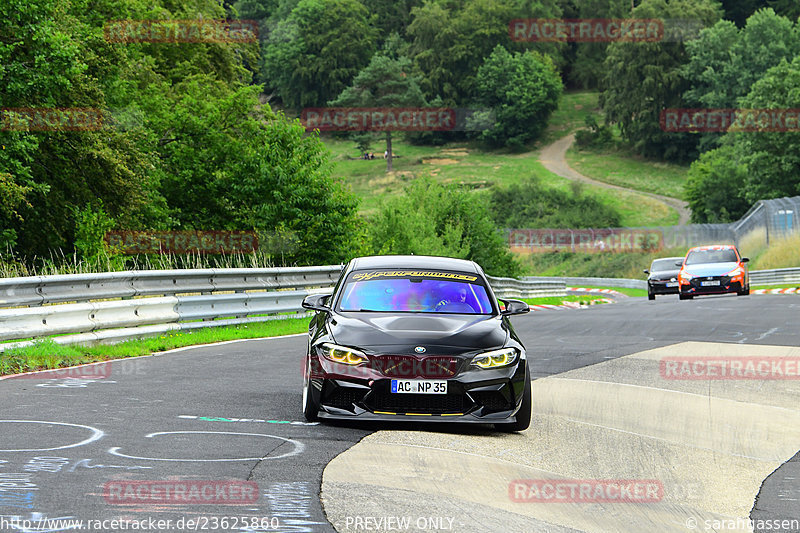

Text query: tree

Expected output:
[473,45,563,149]
[329,52,427,171]
[368,177,521,277]
[600,0,723,162]
[685,55,800,220]
[684,144,750,222]
[682,9,800,152]
[358,0,420,41]
[736,56,800,203]
[0,0,158,257]
[406,0,563,105]
[262,0,378,110]
[684,9,800,108]
[560,0,630,89]
[151,80,362,265]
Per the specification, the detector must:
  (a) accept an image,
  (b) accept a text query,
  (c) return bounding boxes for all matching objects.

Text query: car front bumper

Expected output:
[307,353,528,423]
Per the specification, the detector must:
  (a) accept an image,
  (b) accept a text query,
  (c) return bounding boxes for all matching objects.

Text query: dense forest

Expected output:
[2,0,799,276]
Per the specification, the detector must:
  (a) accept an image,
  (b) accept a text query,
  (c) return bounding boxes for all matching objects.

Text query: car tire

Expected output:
[679,293,693,300]
[737,287,750,296]
[648,292,655,301]
[496,367,531,432]
[302,356,320,422]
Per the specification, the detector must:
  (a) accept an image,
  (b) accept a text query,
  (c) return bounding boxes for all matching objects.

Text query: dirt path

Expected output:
[539,134,691,225]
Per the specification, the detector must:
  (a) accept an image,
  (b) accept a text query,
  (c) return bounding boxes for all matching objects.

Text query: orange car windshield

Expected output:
[685,249,738,265]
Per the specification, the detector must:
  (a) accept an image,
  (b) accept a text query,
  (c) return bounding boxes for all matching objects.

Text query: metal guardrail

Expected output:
[750,268,800,286]
[523,276,648,290]
[486,276,566,298]
[1,265,794,353]
[526,268,800,289]
[0,267,343,352]
[0,267,564,352]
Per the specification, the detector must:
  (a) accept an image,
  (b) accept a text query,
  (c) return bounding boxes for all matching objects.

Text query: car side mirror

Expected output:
[741,257,750,263]
[500,299,530,316]
[675,261,683,267]
[643,269,650,274]
[302,293,332,312]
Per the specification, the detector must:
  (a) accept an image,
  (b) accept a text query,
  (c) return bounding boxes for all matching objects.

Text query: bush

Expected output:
[368,177,520,277]
[473,46,563,149]
[574,116,614,148]
[490,180,621,229]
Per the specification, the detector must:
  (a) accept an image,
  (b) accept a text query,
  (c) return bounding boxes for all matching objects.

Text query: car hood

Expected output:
[648,269,681,280]
[329,312,507,353]
[682,262,740,277]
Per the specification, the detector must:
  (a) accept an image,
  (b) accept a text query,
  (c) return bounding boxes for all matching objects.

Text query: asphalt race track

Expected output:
[1,294,799,533]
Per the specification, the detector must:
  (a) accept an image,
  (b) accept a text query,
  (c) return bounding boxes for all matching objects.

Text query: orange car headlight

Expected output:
[726,266,744,279]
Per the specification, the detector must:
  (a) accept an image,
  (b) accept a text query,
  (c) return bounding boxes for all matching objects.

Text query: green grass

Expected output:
[327,91,679,227]
[540,90,604,145]
[520,294,609,306]
[0,318,310,377]
[517,247,687,280]
[751,284,800,291]
[578,285,648,297]
[565,144,689,200]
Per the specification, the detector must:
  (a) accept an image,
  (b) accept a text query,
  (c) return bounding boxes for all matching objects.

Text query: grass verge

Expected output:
[577,285,647,297]
[565,144,689,200]
[0,318,310,377]
[520,294,609,306]
[326,91,675,227]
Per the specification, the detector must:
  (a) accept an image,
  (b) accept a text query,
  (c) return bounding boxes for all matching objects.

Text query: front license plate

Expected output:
[391,379,447,394]
[666,282,678,287]
[701,281,720,287]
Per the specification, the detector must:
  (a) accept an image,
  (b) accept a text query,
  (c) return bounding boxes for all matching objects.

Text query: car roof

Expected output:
[652,256,684,262]
[687,245,737,252]
[348,255,481,273]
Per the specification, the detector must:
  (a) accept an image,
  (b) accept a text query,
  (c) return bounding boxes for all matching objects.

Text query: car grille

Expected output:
[469,391,512,411]
[369,355,461,379]
[689,276,731,289]
[367,391,471,414]
[325,387,367,410]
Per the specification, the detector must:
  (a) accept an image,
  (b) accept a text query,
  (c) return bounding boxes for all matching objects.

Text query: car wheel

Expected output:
[737,287,750,296]
[648,292,655,301]
[302,356,319,422]
[679,294,693,300]
[495,367,531,432]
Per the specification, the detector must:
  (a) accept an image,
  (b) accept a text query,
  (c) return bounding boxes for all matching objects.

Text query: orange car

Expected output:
[678,245,750,300]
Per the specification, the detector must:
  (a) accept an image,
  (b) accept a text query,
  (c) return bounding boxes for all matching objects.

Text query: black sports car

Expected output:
[301,255,532,431]
[644,256,684,300]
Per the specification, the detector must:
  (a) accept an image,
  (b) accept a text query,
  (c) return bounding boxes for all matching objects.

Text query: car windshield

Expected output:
[651,259,679,271]
[685,249,738,265]
[338,270,494,314]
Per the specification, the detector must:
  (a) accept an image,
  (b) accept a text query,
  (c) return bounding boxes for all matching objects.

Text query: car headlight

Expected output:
[679,271,693,281]
[471,348,518,369]
[319,343,368,365]
[726,267,744,277]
